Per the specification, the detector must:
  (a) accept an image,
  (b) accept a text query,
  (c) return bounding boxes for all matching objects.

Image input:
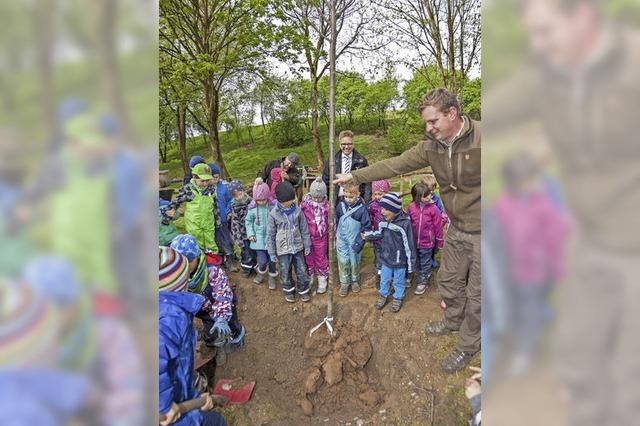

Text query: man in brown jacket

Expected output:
[335,88,480,373]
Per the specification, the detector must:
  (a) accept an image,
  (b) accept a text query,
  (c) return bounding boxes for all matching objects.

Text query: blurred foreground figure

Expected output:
[485,0,640,424]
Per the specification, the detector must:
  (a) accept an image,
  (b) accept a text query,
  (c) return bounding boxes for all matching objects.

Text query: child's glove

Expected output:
[210,319,231,336]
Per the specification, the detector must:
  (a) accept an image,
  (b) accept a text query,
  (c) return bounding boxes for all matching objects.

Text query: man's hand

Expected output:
[333,173,354,186]
[159,402,181,426]
[281,170,289,180]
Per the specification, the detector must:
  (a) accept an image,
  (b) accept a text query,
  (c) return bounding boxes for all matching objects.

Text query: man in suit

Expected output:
[322,130,371,204]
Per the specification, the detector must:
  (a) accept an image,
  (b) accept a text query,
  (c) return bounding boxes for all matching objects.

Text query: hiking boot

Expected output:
[317,276,328,294]
[441,349,477,374]
[425,319,458,336]
[224,258,239,272]
[253,270,266,284]
[390,298,403,313]
[285,293,296,303]
[339,283,350,297]
[375,295,387,310]
[299,292,311,302]
[414,284,428,295]
[351,282,361,293]
[406,272,414,288]
[268,273,277,290]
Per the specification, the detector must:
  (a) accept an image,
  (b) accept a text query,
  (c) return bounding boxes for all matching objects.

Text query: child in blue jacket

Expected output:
[336,182,371,297]
[363,193,417,313]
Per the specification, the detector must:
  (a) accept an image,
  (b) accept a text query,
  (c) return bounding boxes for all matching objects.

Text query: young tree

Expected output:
[277,0,381,167]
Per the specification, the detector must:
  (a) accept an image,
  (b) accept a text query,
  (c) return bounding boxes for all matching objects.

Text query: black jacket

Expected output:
[363,211,417,272]
[261,158,301,188]
[322,149,371,203]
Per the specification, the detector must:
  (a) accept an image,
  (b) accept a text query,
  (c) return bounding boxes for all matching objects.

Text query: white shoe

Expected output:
[317,276,328,294]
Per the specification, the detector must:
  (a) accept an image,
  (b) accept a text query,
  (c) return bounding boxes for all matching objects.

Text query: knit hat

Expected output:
[309,176,327,199]
[159,246,190,292]
[170,234,201,262]
[208,163,221,176]
[0,280,60,368]
[189,155,205,169]
[253,178,270,201]
[228,180,244,195]
[22,256,81,306]
[287,152,300,165]
[372,180,391,194]
[379,192,403,214]
[275,181,296,203]
[192,163,213,180]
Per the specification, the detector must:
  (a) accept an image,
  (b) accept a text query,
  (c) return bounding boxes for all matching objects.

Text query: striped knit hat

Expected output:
[379,192,403,214]
[0,280,61,368]
[159,246,190,292]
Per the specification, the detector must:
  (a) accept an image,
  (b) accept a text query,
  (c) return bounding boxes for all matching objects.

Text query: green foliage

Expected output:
[404,66,481,121]
[268,114,310,148]
[387,120,413,155]
[461,78,481,120]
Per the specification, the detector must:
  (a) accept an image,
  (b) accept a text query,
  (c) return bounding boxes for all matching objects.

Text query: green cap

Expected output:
[192,163,213,180]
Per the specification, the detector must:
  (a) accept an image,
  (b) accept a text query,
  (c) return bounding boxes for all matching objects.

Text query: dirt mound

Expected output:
[300,323,385,417]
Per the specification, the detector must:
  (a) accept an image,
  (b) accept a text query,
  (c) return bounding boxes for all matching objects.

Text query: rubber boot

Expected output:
[317,276,328,294]
[253,268,267,284]
[268,271,278,290]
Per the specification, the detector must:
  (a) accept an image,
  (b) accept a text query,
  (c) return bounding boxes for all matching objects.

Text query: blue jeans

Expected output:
[255,250,276,273]
[201,411,227,426]
[416,248,434,285]
[379,265,407,300]
[279,251,310,295]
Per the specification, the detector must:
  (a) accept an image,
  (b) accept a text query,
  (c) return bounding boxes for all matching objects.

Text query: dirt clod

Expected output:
[322,353,343,385]
[304,367,324,394]
[359,389,380,407]
[298,398,314,416]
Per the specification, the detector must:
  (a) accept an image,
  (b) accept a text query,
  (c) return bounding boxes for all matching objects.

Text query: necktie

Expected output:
[343,155,351,174]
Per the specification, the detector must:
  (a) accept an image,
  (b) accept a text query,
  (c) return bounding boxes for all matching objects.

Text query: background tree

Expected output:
[159,0,275,179]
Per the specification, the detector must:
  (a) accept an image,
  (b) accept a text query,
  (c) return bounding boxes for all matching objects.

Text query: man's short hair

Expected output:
[418,88,461,115]
[338,130,354,140]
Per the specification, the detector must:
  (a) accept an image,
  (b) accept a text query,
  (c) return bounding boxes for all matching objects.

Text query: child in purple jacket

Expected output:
[301,177,330,294]
[368,180,390,277]
[407,182,443,295]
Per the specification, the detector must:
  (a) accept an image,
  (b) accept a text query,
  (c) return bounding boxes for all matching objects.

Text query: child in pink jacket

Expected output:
[301,177,330,294]
[407,182,443,295]
[368,180,391,277]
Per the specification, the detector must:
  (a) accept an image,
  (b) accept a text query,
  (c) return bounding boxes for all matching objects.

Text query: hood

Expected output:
[159,291,204,316]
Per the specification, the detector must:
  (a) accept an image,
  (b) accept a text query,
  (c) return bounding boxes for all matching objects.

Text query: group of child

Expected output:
[160,156,449,313]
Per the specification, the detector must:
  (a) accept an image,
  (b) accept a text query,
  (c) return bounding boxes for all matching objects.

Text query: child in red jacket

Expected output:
[407,182,443,295]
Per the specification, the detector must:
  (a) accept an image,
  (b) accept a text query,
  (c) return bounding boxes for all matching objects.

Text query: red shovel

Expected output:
[212,379,256,404]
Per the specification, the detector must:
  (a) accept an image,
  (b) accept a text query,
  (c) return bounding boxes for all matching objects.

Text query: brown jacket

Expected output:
[483,28,640,250]
[352,116,481,233]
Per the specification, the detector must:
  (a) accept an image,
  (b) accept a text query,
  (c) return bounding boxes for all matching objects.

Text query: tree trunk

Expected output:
[247,124,255,144]
[178,104,189,175]
[96,0,135,142]
[203,81,230,179]
[205,87,230,180]
[310,75,325,168]
[35,0,58,146]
